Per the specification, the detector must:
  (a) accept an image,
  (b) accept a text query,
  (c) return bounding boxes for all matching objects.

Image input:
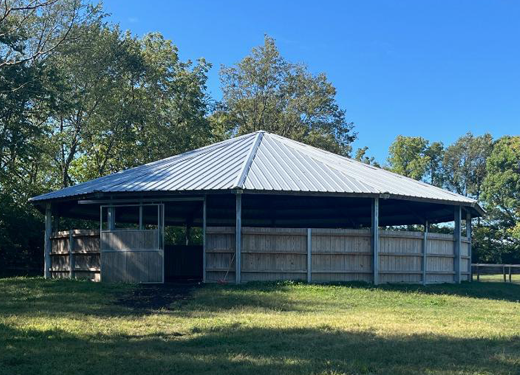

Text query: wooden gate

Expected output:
[100,204,164,283]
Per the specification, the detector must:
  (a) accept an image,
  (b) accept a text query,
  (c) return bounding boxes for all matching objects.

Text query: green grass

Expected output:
[476,274,520,283]
[1,278,520,375]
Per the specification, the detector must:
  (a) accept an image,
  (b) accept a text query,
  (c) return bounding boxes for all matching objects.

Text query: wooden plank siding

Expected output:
[205,227,469,284]
[50,230,100,281]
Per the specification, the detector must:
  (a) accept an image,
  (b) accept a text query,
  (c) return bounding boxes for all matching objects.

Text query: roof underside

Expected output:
[30,131,483,218]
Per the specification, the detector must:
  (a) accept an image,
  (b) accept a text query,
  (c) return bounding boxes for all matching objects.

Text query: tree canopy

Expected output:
[387,135,443,184]
[215,35,356,156]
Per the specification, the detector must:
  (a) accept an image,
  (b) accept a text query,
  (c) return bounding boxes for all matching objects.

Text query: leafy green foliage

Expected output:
[443,133,493,198]
[215,35,356,155]
[48,26,212,186]
[387,136,443,183]
[354,146,380,167]
[0,1,213,272]
[476,136,520,262]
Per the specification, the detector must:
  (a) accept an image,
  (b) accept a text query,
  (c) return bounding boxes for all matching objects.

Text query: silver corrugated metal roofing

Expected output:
[30,131,483,213]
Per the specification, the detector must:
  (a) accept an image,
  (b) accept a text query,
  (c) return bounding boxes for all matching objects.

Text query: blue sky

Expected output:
[103,0,519,163]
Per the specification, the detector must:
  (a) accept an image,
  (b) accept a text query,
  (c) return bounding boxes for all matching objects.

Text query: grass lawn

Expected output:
[475,274,520,283]
[1,278,520,375]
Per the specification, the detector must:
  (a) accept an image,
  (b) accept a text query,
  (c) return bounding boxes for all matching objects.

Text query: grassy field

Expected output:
[475,274,520,283]
[1,278,520,375]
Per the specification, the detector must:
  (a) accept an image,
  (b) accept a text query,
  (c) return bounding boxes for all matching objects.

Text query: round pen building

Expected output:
[30,131,483,284]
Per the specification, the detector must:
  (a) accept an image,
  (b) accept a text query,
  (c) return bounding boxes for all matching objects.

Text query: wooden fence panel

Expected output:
[379,231,423,283]
[311,228,372,283]
[205,227,235,283]
[50,230,100,281]
[205,227,461,284]
[241,227,307,282]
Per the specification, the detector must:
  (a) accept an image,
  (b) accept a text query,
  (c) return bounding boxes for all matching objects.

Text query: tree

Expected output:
[47,26,212,186]
[0,0,100,194]
[443,132,493,199]
[387,136,431,180]
[483,136,520,239]
[424,141,444,186]
[0,0,99,273]
[0,0,85,68]
[0,1,212,273]
[216,35,356,155]
[354,146,380,167]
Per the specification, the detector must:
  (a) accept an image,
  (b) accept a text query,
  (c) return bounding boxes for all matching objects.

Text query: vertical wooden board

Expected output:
[151,251,164,283]
[242,272,306,282]
[461,259,469,277]
[206,271,235,283]
[101,252,113,282]
[461,241,469,257]
[426,274,453,283]
[312,272,372,283]
[427,257,453,274]
[51,254,70,272]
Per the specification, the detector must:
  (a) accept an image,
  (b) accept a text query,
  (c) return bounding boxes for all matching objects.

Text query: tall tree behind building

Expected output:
[387,135,444,184]
[214,35,356,156]
[443,132,493,199]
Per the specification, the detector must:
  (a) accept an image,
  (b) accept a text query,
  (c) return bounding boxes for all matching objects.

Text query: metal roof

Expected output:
[30,131,483,214]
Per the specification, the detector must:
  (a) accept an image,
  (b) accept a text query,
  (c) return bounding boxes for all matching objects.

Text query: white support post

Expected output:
[307,228,312,283]
[69,230,75,279]
[44,204,52,279]
[235,193,242,284]
[202,196,207,283]
[466,212,472,282]
[185,225,191,246]
[371,197,380,285]
[454,206,462,284]
[107,207,115,230]
[422,221,429,286]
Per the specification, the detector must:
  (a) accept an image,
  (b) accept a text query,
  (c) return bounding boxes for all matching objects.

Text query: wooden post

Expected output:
[44,204,52,279]
[477,264,480,281]
[454,206,462,283]
[371,197,380,285]
[509,266,512,283]
[69,230,75,279]
[466,212,472,282]
[422,221,429,286]
[235,193,242,284]
[503,265,506,282]
[202,196,207,283]
[139,205,143,230]
[307,228,312,283]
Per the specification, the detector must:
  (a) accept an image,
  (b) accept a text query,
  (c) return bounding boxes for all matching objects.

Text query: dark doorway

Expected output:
[163,200,204,282]
[164,245,203,282]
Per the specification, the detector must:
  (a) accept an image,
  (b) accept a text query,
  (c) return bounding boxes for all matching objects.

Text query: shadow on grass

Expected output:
[2,278,520,321]
[0,278,312,318]
[0,277,141,318]
[1,322,519,375]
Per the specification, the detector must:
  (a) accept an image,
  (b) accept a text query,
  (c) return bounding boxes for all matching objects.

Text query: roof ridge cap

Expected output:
[232,131,264,189]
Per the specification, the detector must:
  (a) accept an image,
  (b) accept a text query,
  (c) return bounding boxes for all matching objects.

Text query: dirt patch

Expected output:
[115,281,201,313]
